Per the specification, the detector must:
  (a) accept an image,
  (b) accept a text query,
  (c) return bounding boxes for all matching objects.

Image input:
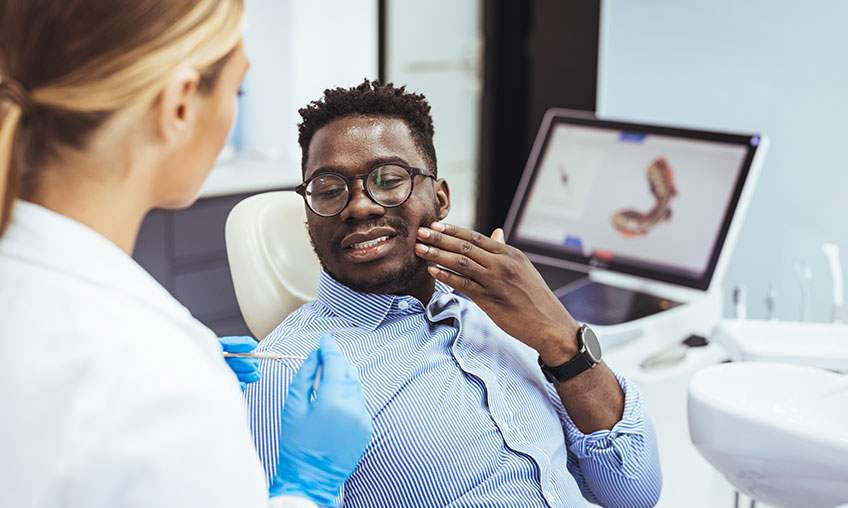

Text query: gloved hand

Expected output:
[218,335,261,390]
[269,335,372,507]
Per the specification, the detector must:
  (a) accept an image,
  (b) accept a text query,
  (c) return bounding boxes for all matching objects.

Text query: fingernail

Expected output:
[415,243,428,254]
[431,221,446,232]
[417,227,430,238]
[428,265,440,276]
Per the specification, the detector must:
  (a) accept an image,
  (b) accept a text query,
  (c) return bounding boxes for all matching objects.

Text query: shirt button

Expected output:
[398,300,409,310]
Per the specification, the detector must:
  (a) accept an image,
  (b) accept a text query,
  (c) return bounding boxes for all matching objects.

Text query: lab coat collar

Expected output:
[2,201,193,324]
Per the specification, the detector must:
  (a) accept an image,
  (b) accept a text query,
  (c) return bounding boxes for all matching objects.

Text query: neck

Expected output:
[27,145,153,255]
[397,271,437,306]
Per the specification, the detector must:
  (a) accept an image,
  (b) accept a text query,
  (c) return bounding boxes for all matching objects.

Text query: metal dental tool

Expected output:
[764,284,777,321]
[792,260,812,322]
[223,351,307,361]
[732,285,747,320]
[822,243,844,324]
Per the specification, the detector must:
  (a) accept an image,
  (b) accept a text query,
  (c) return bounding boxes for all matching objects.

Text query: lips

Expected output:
[340,227,399,250]
[350,235,390,250]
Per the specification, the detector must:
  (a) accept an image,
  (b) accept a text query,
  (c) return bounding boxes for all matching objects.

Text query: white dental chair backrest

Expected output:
[225,191,321,340]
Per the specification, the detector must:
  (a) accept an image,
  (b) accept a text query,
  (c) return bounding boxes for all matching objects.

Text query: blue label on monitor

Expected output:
[619,132,647,143]
[563,235,583,248]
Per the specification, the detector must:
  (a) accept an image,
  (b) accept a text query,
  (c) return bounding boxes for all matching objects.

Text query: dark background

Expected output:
[377,1,601,234]
[476,0,600,233]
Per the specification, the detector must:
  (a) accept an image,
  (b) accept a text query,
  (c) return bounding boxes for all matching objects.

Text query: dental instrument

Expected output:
[764,284,777,321]
[732,285,747,320]
[792,259,812,321]
[222,351,322,394]
[223,351,307,360]
[822,243,843,323]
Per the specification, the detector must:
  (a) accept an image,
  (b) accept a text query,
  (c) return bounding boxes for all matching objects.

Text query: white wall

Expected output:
[599,0,848,322]
[385,0,482,229]
[239,0,378,181]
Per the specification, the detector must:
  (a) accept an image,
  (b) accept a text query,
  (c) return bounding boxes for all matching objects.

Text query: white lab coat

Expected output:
[0,201,315,508]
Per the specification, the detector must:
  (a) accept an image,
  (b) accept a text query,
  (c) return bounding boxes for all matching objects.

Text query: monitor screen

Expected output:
[505,110,765,290]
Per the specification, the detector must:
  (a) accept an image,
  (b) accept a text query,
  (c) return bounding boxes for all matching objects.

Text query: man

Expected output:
[245,80,661,508]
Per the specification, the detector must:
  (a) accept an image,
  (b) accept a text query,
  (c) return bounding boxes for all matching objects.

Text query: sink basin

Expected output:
[688,362,848,508]
[712,320,848,372]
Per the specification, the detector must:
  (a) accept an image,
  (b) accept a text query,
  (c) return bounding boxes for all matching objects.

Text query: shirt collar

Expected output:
[315,269,455,329]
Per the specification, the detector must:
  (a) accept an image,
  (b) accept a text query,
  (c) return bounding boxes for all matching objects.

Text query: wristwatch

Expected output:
[538,324,602,386]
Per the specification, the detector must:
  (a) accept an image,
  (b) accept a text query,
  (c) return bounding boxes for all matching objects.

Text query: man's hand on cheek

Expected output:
[415,221,581,365]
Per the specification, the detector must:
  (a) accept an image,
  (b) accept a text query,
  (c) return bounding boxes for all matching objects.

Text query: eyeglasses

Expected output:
[295,163,436,217]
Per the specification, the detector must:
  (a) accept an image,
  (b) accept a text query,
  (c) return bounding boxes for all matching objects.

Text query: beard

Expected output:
[308,206,439,295]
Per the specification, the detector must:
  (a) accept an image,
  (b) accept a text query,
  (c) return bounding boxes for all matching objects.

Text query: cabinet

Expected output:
[133,191,284,337]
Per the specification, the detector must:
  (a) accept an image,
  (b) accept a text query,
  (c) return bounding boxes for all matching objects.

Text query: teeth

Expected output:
[350,236,389,250]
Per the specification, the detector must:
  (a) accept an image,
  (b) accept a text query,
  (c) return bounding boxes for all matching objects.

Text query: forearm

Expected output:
[554,374,662,508]
[537,321,625,433]
[553,361,625,433]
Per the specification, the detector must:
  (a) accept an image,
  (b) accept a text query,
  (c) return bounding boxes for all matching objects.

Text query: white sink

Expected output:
[712,319,848,372]
[688,362,848,508]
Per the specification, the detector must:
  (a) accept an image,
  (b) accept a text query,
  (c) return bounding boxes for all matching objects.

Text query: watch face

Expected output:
[583,326,602,362]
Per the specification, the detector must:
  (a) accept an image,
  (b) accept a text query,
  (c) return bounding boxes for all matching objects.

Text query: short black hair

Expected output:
[297,79,437,176]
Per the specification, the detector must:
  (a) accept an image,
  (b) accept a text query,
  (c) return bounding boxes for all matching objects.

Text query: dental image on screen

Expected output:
[514,124,750,279]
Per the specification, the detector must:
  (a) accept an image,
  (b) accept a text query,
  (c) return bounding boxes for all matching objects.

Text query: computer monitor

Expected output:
[504,109,767,300]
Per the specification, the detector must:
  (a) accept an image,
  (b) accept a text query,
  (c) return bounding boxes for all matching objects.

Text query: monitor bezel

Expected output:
[503,108,764,291]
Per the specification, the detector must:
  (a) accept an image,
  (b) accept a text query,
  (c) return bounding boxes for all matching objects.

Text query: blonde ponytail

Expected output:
[0,0,243,240]
[0,100,22,237]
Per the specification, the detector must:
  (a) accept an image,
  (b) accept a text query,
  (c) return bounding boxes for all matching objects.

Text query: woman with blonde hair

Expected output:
[0,1,371,507]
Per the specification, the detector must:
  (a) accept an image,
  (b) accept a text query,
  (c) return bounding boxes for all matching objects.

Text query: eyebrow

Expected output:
[308,156,413,178]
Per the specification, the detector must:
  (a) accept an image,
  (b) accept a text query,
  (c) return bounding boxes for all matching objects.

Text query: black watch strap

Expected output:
[538,325,601,386]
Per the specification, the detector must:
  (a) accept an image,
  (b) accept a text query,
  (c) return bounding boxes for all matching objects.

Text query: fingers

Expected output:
[429,221,505,254]
[414,241,487,282]
[225,356,259,374]
[491,228,505,243]
[316,334,351,384]
[218,335,258,353]
[426,264,486,296]
[284,349,320,417]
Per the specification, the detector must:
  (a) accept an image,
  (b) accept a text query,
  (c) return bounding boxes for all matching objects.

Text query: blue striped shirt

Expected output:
[245,271,661,508]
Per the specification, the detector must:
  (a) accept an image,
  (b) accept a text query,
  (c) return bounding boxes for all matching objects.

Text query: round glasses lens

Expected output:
[307,174,349,215]
[367,165,412,206]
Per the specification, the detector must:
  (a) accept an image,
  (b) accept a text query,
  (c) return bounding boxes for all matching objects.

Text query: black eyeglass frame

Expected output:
[295,163,437,217]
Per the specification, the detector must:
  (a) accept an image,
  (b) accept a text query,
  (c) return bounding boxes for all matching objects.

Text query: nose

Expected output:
[339,179,385,221]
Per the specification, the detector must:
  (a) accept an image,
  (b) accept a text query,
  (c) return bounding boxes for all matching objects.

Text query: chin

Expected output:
[327,256,429,295]
[156,188,203,210]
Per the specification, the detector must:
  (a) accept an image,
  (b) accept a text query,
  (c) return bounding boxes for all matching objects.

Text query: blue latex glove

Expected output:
[269,335,372,507]
[218,335,261,390]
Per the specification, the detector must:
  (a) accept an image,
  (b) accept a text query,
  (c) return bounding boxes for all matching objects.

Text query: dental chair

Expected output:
[225,191,321,339]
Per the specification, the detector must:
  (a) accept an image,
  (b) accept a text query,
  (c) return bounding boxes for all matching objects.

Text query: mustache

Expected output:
[331,217,410,248]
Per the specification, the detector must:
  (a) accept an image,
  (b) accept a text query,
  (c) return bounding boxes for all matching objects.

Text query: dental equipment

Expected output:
[822,243,843,323]
[764,284,777,321]
[223,351,307,360]
[732,285,747,320]
[222,351,321,394]
[792,259,812,321]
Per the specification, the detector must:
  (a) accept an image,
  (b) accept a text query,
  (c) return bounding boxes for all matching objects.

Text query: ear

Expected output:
[154,66,202,144]
[434,178,450,220]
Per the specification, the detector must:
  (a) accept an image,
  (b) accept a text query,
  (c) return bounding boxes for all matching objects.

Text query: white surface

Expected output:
[237,0,378,185]
[603,341,733,508]
[385,0,481,230]
[712,319,848,372]
[225,191,320,339]
[199,158,299,198]
[240,0,292,161]
[0,201,270,507]
[598,0,848,321]
[689,362,848,508]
